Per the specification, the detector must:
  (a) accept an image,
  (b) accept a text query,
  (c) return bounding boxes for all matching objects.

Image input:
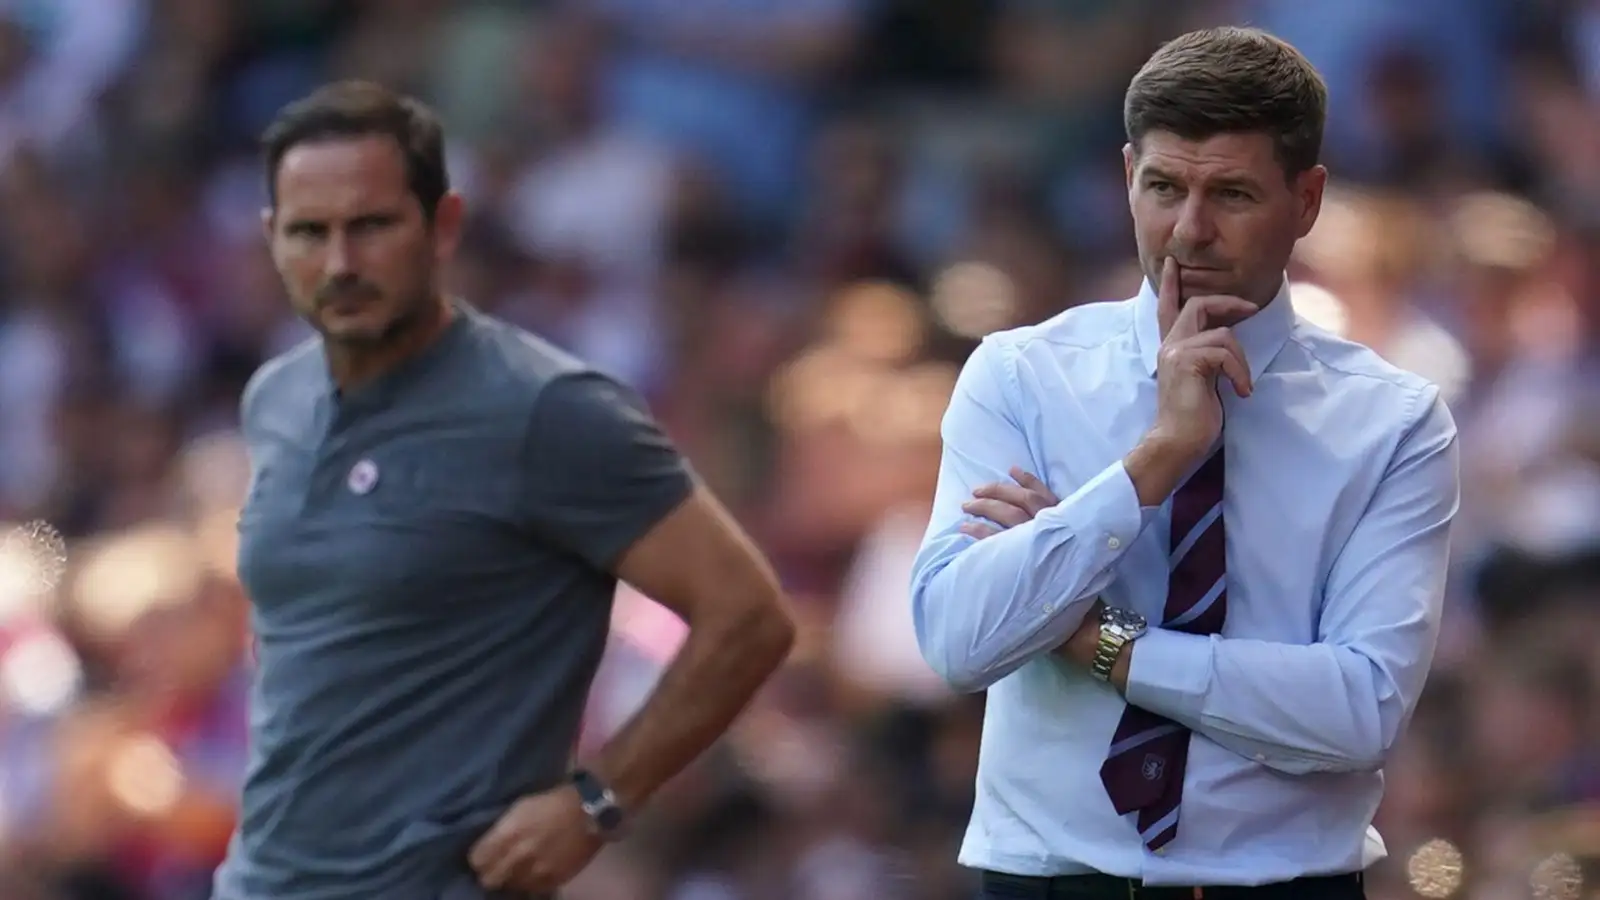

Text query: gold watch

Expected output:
[1091,606,1148,681]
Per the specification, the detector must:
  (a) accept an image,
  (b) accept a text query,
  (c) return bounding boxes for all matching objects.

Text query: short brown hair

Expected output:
[262,80,449,218]
[1124,27,1327,177]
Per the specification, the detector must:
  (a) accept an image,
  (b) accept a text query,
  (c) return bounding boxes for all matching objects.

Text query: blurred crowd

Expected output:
[0,1,1597,899]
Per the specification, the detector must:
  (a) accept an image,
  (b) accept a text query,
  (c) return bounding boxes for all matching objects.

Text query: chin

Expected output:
[319,312,397,346]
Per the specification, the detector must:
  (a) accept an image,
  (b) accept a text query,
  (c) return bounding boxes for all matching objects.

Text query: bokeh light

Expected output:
[929,261,1019,339]
[0,628,83,716]
[1407,839,1465,899]
[70,525,202,642]
[0,519,68,621]
[1530,853,1584,900]
[107,733,184,818]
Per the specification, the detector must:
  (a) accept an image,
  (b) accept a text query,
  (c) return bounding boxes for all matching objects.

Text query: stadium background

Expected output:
[0,0,1596,898]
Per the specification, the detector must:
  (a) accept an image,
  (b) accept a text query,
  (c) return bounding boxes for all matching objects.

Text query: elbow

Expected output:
[1286,651,1413,774]
[1316,708,1398,775]
[1345,721,1400,774]
[916,639,989,694]
[936,664,995,696]
[911,597,997,695]
[1265,735,1387,776]
[1333,745,1387,775]
[1338,667,1412,774]
[731,598,797,670]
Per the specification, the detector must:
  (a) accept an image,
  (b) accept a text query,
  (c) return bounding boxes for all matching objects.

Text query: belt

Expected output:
[979,870,1364,900]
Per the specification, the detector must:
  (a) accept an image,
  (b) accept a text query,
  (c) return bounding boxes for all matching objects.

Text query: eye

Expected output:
[1145,179,1184,198]
[284,222,326,241]
[1219,188,1252,202]
[349,214,399,234]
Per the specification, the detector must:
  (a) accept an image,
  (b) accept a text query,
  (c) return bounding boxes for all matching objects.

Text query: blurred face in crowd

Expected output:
[265,135,462,347]
[1126,130,1325,308]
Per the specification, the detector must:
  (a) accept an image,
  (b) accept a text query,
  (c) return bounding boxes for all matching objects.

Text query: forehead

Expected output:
[273,135,412,217]
[1135,131,1281,184]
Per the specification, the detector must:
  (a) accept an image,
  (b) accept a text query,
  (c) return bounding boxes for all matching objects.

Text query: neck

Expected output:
[326,297,454,392]
[1250,278,1285,311]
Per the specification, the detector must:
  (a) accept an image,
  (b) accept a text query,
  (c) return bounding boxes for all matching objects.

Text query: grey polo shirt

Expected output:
[214,305,693,900]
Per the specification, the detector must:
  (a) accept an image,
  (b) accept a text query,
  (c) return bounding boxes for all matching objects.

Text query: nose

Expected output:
[1171,194,1216,252]
[322,232,355,280]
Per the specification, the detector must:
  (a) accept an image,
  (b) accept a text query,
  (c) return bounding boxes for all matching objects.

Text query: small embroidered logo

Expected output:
[1141,753,1165,781]
[347,459,380,495]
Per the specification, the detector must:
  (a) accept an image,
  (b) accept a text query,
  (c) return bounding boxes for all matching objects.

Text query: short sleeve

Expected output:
[516,371,695,570]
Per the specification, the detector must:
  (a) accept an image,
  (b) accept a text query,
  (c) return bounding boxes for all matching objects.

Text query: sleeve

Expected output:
[909,336,1155,694]
[515,371,695,571]
[238,358,281,438]
[238,357,290,505]
[1124,386,1460,774]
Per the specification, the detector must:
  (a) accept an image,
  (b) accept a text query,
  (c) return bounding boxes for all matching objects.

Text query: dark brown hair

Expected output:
[262,80,449,218]
[1124,27,1327,178]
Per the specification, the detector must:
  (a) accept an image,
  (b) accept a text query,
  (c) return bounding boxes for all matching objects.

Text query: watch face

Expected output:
[1103,607,1147,632]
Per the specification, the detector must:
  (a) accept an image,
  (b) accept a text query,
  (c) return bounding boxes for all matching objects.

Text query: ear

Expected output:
[429,191,467,262]
[260,208,275,248]
[1123,143,1137,190]
[1294,165,1328,240]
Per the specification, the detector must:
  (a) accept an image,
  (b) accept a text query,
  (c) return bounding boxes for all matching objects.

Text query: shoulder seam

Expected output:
[1286,330,1435,397]
[991,302,1139,355]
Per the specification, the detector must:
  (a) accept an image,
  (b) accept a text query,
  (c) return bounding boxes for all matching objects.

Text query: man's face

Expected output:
[1125,130,1325,307]
[264,135,460,346]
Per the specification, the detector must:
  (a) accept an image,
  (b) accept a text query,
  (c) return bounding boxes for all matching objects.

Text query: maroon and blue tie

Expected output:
[1098,447,1227,851]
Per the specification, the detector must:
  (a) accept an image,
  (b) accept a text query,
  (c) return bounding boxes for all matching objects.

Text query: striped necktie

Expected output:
[1098,446,1227,851]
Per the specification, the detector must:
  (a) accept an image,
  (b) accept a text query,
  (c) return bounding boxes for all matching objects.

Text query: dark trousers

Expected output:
[978,871,1366,900]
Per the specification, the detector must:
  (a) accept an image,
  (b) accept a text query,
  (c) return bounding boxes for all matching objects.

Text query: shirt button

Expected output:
[1255,754,1267,762]
[1107,536,1122,550]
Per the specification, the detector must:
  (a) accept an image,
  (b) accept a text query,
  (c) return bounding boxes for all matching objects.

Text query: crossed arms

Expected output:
[909,339,1461,776]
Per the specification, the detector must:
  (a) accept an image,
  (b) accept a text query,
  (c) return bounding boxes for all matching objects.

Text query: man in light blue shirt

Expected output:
[911,27,1459,900]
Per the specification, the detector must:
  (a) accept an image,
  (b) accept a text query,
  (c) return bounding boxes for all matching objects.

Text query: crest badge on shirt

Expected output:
[347,459,380,495]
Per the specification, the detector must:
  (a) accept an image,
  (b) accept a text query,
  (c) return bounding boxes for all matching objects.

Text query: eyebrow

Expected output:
[1141,166,1261,190]
[282,209,404,228]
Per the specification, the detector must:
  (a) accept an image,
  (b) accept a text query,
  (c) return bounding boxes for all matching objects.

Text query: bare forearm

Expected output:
[592,606,794,810]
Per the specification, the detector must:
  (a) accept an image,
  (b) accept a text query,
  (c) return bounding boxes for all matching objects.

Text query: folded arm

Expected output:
[1125,388,1460,775]
[910,338,1151,693]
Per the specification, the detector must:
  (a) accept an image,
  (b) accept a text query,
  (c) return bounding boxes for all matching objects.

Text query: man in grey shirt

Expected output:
[214,81,795,900]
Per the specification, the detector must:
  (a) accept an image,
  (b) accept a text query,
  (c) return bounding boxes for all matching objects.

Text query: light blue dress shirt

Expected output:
[910,279,1460,886]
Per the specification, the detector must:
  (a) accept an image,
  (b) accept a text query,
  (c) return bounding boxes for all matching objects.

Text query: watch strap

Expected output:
[1090,626,1128,681]
[569,768,626,838]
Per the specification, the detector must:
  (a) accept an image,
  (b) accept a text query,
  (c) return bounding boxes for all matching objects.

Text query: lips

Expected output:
[320,292,377,314]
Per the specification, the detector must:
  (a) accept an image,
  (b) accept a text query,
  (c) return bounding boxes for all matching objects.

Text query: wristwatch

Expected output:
[1091,606,1148,682]
[570,768,627,840]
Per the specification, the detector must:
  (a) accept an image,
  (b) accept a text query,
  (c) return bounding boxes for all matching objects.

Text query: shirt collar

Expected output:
[1134,276,1295,383]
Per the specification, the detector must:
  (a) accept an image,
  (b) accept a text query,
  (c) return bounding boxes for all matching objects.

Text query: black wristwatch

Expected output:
[570,768,627,840]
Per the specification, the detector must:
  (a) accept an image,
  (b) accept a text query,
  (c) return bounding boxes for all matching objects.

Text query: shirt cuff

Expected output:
[1124,628,1214,724]
[1036,459,1146,561]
